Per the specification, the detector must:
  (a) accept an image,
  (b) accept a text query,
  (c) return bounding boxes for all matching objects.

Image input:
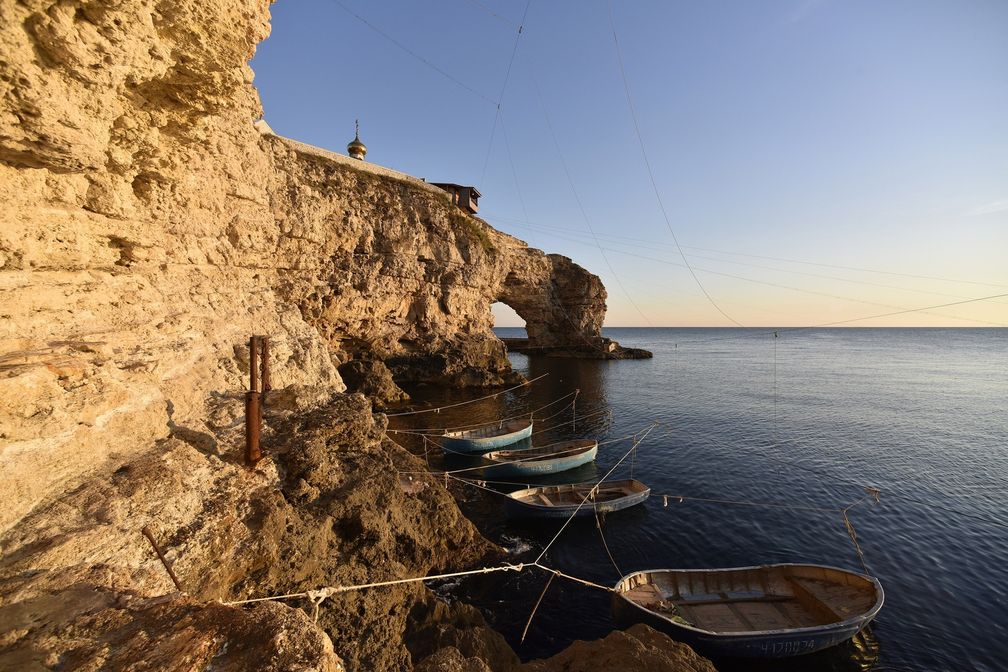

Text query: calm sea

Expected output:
[392,328,1008,671]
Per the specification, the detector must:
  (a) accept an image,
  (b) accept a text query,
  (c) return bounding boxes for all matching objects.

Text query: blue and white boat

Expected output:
[483,438,597,477]
[441,418,533,454]
[505,479,650,518]
[612,563,884,659]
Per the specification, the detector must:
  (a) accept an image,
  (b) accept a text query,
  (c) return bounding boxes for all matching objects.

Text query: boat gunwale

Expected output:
[614,563,884,639]
[485,439,598,462]
[507,478,651,504]
[443,418,533,441]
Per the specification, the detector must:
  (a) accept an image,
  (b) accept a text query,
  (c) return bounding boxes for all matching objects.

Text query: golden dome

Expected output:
[347,120,367,160]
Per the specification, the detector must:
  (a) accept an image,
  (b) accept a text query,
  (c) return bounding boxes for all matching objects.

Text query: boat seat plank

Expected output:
[677,593,785,607]
[787,578,842,623]
[734,601,796,631]
[792,578,873,617]
[537,494,554,506]
[719,593,758,631]
[772,599,827,628]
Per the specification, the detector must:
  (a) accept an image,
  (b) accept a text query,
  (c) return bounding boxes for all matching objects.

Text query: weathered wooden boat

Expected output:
[483,439,597,476]
[612,564,883,659]
[505,479,650,517]
[441,419,533,454]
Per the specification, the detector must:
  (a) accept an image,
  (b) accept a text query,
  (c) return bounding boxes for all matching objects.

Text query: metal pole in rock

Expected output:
[245,336,262,467]
[260,335,271,394]
[141,526,183,592]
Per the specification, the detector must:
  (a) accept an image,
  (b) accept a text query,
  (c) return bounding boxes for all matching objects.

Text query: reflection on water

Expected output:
[389,328,1008,671]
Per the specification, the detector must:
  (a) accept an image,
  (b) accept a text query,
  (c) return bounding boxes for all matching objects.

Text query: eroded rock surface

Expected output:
[0,394,507,671]
[0,0,630,534]
[0,1,680,670]
[520,624,718,672]
[338,359,409,409]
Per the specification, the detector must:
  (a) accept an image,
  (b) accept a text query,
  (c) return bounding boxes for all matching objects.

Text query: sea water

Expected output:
[393,328,1008,671]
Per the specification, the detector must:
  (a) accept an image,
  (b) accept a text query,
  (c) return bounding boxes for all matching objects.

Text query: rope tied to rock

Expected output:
[383,374,548,417]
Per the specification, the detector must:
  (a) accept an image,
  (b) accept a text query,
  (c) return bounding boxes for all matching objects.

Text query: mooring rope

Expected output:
[656,487,882,575]
[225,428,667,626]
[594,497,623,577]
[390,389,578,435]
[223,562,526,607]
[520,571,555,643]
[396,425,659,478]
[534,425,658,565]
[383,374,548,417]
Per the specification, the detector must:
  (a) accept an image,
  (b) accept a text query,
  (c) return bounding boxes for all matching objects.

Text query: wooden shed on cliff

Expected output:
[431,182,481,214]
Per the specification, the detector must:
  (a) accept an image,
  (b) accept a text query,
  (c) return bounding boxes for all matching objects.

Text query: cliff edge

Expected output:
[0,2,688,671]
[0,0,636,533]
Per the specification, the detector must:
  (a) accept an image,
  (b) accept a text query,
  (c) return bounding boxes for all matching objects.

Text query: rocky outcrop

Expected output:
[0,580,343,672]
[338,359,409,409]
[0,0,640,534]
[0,2,675,671]
[0,393,504,671]
[520,624,717,672]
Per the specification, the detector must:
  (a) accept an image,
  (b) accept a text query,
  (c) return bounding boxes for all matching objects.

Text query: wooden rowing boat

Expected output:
[505,479,650,517]
[483,439,598,477]
[612,564,883,659]
[441,419,534,454]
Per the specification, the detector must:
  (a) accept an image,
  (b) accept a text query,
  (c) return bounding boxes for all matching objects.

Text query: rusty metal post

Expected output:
[141,526,183,592]
[260,335,271,394]
[249,335,259,394]
[245,336,262,467]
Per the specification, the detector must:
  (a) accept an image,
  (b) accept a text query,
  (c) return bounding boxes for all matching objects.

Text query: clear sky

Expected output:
[251,0,1008,327]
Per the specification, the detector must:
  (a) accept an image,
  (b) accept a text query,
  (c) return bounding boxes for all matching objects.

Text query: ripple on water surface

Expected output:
[391,328,1008,671]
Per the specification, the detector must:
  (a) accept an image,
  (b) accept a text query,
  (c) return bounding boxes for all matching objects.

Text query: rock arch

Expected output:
[496,253,607,348]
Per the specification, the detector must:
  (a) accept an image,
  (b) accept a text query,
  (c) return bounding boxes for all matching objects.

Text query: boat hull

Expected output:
[612,564,884,659]
[441,421,533,453]
[505,480,650,518]
[486,444,597,477]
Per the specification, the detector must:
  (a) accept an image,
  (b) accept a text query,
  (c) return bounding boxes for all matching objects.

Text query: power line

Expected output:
[487,216,1008,306]
[505,224,1008,326]
[606,1,743,327]
[482,210,1008,290]
[481,0,532,183]
[531,74,655,327]
[329,0,496,105]
[458,0,517,28]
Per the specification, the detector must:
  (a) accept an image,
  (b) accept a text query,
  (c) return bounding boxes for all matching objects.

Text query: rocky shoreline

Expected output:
[0,388,714,671]
[1,0,698,669]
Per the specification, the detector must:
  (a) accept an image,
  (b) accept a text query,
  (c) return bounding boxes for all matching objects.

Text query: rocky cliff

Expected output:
[0,0,619,533]
[0,2,688,671]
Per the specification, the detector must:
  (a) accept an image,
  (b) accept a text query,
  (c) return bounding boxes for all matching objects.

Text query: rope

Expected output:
[655,493,838,513]
[773,331,778,449]
[532,562,615,592]
[520,570,555,643]
[534,424,657,564]
[390,389,577,435]
[656,488,882,574]
[479,0,531,183]
[223,563,525,607]
[594,497,622,576]
[384,374,547,417]
[414,424,654,477]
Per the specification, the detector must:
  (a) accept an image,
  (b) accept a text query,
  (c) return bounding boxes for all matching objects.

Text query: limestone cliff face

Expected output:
[0,3,704,671]
[0,0,608,532]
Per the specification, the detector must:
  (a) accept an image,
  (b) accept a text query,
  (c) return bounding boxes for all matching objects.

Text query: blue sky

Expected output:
[251,0,1008,327]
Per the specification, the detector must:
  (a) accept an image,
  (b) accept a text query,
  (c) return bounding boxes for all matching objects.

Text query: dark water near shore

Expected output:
[392,328,1008,671]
